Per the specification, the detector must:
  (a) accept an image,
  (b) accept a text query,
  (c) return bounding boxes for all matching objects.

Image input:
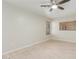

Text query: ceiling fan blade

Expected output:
[58,6,64,10]
[40,5,51,7]
[49,8,53,12]
[58,0,70,5]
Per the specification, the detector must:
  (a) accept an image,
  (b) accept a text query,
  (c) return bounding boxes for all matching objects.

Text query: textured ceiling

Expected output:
[3,0,76,20]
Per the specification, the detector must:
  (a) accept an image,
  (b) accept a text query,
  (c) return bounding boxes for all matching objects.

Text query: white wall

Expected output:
[2,1,51,53]
[51,19,76,43]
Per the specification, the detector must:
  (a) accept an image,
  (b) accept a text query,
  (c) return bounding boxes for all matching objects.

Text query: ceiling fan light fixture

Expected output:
[52,5,58,9]
[40,0,70,11]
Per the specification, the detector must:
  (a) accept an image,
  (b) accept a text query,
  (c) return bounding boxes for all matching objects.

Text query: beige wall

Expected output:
[2,1,51,53]
[51,19,76,43]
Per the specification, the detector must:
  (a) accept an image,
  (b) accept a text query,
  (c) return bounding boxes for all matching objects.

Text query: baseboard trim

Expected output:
[3,39,50,55]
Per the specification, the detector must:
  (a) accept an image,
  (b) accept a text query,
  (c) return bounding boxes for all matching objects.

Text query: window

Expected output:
[59,21,76,31]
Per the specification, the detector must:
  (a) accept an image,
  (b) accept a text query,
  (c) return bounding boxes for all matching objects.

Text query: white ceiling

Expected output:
[3,0,76,20]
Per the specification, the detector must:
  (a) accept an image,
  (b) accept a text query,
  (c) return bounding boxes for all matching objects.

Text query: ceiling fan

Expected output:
[40,0,70,12]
